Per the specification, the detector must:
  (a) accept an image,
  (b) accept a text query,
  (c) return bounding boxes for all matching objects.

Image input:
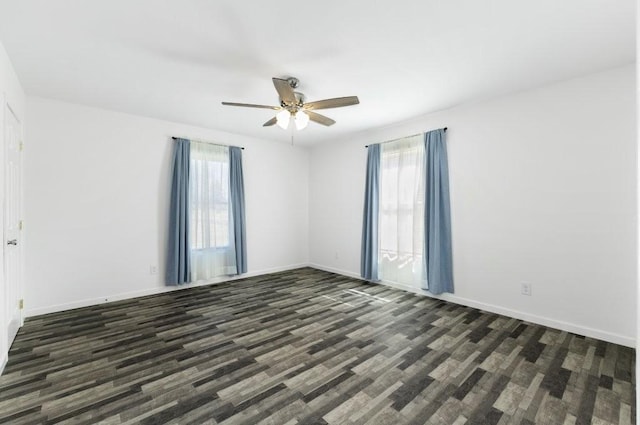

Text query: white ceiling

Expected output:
[0,0,635,145]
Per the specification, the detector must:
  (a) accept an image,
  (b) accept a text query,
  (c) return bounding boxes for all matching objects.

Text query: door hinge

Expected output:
[19,220,23,230]
[19,299,23,309]
[19,141,23,151]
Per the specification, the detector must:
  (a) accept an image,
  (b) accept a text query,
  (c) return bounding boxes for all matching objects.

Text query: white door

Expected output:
[4,103,21,349]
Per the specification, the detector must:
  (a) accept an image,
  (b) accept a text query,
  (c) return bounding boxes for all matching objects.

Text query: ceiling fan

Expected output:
[222,77,359,130]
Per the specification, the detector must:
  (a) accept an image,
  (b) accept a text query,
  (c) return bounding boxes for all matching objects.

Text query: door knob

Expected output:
[7,239,17,246]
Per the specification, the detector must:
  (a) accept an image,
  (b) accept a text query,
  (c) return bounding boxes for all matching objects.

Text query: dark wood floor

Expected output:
[0,268,634,424]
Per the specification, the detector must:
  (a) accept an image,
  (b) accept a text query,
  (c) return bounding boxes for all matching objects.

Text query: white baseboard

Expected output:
[25,263,309,318]
[0,353,6,377]
[308,263,635,348]
[309,264,361,280]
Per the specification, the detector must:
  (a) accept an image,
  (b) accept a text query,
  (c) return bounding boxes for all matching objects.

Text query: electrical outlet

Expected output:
[521,283,532,296]
[150,265,158,275]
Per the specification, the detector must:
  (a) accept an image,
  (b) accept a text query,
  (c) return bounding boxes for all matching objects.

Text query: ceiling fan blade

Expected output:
[307,111,336,126]
[222,102,280,110]
[272,78,297,105]
[304,96,359,110]
[263,117,277,127]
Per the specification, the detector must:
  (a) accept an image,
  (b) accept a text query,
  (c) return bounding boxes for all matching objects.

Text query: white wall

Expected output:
[309,65,636,347]
[24,97,309,315]
[0,40,26,373]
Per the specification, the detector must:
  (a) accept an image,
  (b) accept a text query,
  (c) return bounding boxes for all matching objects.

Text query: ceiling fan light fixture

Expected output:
[276,109,291,129]
[295,110,309,130]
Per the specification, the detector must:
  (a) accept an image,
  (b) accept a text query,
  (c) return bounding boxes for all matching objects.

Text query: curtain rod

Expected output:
[171,136,245,150]
[365,127,447,148]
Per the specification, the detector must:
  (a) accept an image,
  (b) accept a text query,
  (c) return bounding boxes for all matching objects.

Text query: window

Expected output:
[189,142,237,280]
[190,143,231,249]
[378,135,425,287]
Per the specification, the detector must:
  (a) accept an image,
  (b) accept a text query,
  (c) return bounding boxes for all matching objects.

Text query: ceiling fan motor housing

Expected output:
[281,92,305,111]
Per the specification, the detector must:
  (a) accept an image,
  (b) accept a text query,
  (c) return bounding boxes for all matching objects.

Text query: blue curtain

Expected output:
[423,129,454,294]
[229,146,247,274]
[167,138,191,285]
[361,144,380,281]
